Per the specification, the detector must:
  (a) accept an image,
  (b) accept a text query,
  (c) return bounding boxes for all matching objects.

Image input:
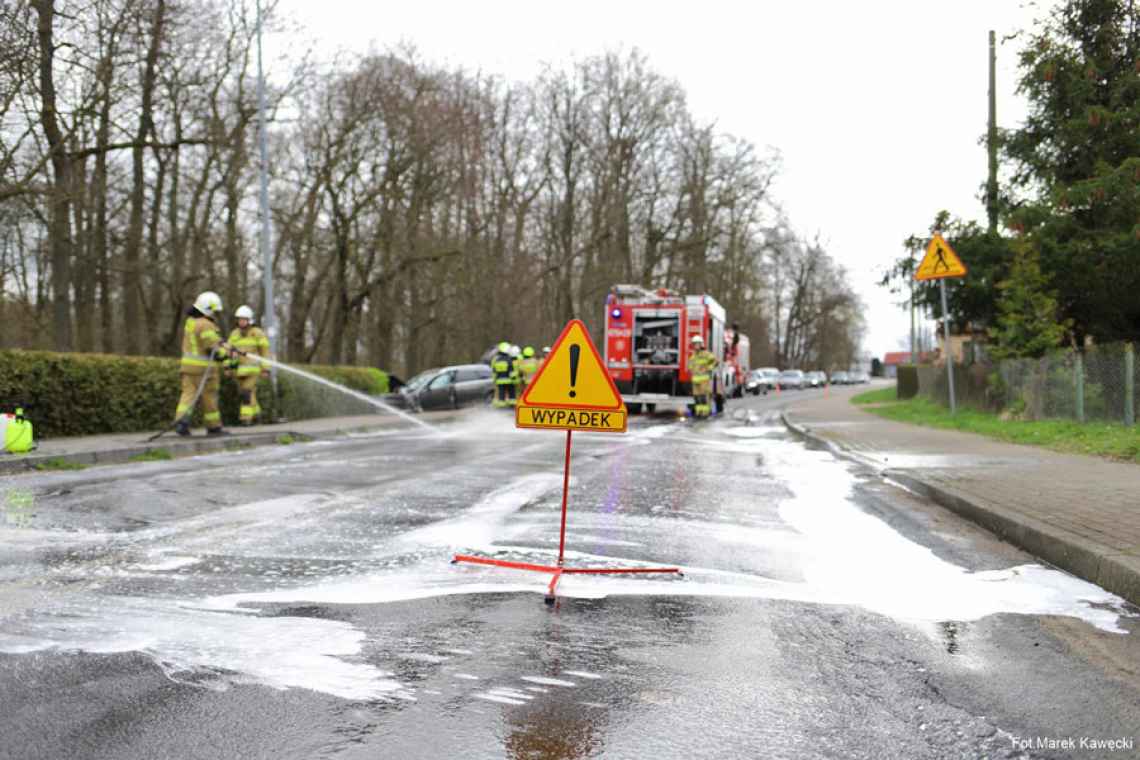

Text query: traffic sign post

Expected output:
[915,233,968,414]
[452,319,680,604]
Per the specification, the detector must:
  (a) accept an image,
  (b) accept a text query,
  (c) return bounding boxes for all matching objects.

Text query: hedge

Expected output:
[897,365,919,400]
[0,349,389,438]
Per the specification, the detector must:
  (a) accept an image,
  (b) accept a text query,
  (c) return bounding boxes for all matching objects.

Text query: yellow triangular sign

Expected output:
[522,319,624,410]
[915,232,968,281]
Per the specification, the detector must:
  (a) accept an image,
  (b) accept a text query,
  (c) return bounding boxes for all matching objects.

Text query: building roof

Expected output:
[883,351,935,365]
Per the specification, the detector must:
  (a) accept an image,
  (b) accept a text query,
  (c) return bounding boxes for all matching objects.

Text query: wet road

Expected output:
[1,391,1137,759]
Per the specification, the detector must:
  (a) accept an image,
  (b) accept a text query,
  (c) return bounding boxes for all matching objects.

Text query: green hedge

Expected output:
[0,349,389,438]
[897,365,919,400]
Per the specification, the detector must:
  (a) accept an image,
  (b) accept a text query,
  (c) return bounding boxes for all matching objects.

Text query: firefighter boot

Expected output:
[175,418,191,437]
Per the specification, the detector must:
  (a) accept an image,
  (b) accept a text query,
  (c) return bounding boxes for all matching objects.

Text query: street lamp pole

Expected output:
[255,0,278,401]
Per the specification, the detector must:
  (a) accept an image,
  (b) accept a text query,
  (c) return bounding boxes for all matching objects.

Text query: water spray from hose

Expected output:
[248,355,438,433]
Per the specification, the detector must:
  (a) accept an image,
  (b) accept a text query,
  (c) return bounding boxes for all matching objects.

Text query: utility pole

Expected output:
[255,0,278,400]
[909,268,916,363]
[986,30,999,234]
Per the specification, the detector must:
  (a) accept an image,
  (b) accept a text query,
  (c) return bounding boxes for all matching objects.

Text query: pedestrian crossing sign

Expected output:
[517,319,627,433]
[915,232,968,281]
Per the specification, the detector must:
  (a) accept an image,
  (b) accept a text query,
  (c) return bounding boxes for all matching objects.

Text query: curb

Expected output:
[0,431,307,476]
[0,412,460,477]
[781,411,1140,609]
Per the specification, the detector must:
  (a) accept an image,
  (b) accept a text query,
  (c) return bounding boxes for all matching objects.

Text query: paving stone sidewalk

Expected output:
[0,410,456,476]
[783,385,1140,608]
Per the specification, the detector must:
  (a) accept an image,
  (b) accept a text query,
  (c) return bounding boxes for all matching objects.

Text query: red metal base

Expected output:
[451,553,682,602]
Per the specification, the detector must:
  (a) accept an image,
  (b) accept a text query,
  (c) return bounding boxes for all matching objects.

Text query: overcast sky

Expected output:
[274,0,1050,357]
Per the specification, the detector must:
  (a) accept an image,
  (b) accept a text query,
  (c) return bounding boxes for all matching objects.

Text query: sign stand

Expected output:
[452,319,681,604]
[915,232,968,415]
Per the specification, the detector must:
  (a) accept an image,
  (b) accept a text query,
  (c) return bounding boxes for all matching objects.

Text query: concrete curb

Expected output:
[0,413,460,477]
[0,431,308,476]
[781,411,1140,609]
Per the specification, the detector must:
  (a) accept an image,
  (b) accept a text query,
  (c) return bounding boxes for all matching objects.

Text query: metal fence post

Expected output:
[1075,352,1085,423]
[1125,342,1135,426]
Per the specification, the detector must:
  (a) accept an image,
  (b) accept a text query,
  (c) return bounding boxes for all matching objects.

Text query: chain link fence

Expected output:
[915,342,1138,424]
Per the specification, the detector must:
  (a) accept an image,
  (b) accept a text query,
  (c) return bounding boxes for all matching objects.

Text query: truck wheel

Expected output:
[645,403,656,414]
[626,402,643,415]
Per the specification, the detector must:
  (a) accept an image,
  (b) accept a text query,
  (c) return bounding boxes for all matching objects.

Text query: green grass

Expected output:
[851,387,898,405]
[129,448,173,462]
[276,434,295,445]
[856,394,1140,463]
[33,458,87,471]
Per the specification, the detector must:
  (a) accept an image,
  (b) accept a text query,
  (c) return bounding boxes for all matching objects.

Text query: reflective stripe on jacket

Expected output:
[181,316,224,372]
[491,353,513,384]
[689,349,717,382]
[228,326,270,376]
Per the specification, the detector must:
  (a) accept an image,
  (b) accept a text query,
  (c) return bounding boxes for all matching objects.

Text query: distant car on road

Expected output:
[778,369,806,390]
[387,364,495,411]
[830,371,850,385]
[850,371,870,384]
[805,371,827,388]
[745,367,780,395]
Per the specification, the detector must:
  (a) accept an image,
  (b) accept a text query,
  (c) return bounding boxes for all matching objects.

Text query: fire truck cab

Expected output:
[603,285,749,414]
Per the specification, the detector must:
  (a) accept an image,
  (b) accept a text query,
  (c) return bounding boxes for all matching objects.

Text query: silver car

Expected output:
[778,369,806,390]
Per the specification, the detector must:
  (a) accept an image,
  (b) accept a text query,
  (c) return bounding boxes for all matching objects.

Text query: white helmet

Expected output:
[510,344,521,357]
[194,291,222,317]
[690,335,704,346]
[234,305,255,322]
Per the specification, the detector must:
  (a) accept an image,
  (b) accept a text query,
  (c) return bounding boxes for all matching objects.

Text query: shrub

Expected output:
[897,365,919,399]
[0,349,390,438]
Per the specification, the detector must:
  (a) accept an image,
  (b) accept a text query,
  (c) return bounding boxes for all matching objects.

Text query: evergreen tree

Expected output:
[987,241,1069,360]
[1002,0,1140,343]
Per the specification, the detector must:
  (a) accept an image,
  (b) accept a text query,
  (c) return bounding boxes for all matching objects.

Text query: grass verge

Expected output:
[33,458,87,471]
[851,387,898,405]
[129,448,173,462]
[855,394,1140,463]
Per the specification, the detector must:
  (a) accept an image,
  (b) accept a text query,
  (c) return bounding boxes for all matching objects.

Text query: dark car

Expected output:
[388,364,495,411]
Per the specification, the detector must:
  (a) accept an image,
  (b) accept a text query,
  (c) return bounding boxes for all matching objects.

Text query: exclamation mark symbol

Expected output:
[568,344,580,398]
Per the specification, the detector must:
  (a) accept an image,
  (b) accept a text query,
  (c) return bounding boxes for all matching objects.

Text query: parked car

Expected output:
[386,364,495,411]
[805,371,827,388]
[778,369,806,390]
[830,371,850,385]
[745,367,780,395]
[850,371,870,384]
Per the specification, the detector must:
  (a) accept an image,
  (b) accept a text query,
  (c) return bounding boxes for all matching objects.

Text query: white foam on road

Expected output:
[399,473,562,548]
[0,596,401,700]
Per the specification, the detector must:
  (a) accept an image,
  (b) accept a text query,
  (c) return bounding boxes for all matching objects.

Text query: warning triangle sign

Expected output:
[915,232,968,281]
[521,319,624,411]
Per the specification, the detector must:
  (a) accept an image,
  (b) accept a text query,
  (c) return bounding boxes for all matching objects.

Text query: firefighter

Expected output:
[518,346,540,391]
[491,341,515,408]
[228,305,271,426]
[687,334,718,419]
[174,291,232,436]
[510,344,523,399]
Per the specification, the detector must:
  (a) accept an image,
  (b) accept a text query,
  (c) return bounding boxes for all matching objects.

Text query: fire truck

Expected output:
[603,285,750,414]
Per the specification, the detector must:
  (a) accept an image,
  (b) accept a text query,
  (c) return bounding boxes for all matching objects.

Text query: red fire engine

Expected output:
[603,285,750,414]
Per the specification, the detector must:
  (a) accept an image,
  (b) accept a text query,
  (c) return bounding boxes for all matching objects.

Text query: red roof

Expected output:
[883,351,934,365]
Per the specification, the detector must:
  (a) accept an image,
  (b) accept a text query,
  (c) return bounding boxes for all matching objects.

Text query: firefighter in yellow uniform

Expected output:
[687,335,718,419]
[518,346,540,392]
[174,291,231,437]
[491,342,515,408]
[509,344,523,400]
[228,305,271,426]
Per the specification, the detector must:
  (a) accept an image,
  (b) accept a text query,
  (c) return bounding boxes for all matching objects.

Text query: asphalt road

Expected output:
[1,388,1137,760]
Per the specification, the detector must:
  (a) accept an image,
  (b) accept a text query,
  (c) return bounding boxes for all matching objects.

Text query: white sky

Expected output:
[273,0,1050,357]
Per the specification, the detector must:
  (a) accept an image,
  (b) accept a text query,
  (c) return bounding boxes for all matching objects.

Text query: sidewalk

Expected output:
[783,385,1140,608]
[0,410,456,476]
